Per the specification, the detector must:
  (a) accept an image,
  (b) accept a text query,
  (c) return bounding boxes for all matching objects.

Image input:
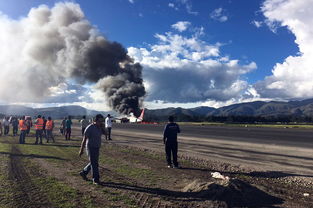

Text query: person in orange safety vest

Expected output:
[46,117,55,143]
[35,115,44,144]
[19,116,28,144]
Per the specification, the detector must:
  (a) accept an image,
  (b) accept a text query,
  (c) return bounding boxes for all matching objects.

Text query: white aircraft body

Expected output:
[115,109,145,123]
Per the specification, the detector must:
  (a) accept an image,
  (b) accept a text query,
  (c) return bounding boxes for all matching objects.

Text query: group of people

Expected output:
[1,112,180,186]
[79,114,179,185]
[0,116,31,137]
[60,116,73,140]
[19,115,55,144]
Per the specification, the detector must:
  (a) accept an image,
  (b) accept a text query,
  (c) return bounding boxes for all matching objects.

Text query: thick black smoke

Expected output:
[0,2,145,114]
[71,35,146,115]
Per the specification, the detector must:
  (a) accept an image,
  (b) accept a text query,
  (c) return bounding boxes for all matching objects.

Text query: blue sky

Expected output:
[0,0,312,111]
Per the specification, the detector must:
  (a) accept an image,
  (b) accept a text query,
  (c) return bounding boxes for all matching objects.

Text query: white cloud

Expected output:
[22,102,112,112]
[46,83,93,103]
[128,28,257,103]
[168,3,178,10]
[171,21,191,32]
[128,0,134,4]
[210,8,228,22]
[178,0,198,15]
[252,20,263,28]
[255,0,313,100]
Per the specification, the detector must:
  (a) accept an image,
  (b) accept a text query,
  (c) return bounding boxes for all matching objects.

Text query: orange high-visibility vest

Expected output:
[35,118,44,130]
[46,120,54,130]
[19,120,27,131]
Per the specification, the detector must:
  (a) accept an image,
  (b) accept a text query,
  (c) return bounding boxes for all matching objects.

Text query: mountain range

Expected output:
[0,105,112,119]
[1,98,313,121]
[144,98,313,121]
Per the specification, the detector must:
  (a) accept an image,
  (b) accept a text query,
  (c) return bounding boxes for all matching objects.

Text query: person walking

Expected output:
[25,116,32,136]
[60,117,66,135]
[11,117,19,136]
[79,114,105,185]
[19,116,27,144]
[34,115,44,144]
[42,116,47,139]
[3,117,10,135]
[65,116,72,140]
[105,114,112,140]
[163,116,181,168]
[46,117,55,143]
[80,116,89,136]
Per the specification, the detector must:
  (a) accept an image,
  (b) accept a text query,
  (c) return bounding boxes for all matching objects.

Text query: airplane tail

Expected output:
[138,109,145,121]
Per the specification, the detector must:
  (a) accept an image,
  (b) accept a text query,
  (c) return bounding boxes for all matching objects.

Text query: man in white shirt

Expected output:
[3,117,10,135]
[105,114,112,140]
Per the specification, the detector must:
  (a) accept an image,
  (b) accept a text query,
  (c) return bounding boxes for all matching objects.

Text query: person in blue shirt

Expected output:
[163,116,181,168]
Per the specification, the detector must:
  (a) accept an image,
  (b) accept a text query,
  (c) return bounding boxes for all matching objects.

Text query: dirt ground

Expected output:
[0,124,312,208]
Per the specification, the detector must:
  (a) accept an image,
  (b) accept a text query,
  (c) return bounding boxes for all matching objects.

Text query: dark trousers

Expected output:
[46,130,55,142]
[65,128,71,140]
[82,127,86,136]
[35,129,43,144]
[165,142,178,167]
[105,127,111,140]
[4,126,9,135]
[19,130,26,144]
[13,126,18,136]
[43,129,47,138]
[82,147,100,182]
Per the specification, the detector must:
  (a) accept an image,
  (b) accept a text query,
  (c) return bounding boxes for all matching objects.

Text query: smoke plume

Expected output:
[0,2,145,114]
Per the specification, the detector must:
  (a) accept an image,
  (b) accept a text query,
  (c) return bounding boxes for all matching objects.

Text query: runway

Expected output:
[112,123,313,148]
[110,123,313,176]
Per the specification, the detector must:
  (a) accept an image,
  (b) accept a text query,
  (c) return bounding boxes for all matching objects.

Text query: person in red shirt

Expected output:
[46,117,55,143]
[35,115,44,145]
[19,116,28,144]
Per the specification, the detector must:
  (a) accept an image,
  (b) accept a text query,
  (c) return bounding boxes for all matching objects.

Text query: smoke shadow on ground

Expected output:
[0,151,66,160]
[100,180,284,207]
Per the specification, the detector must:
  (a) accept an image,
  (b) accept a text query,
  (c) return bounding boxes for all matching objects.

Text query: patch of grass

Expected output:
[0,139,15,207]
[102,154,152,178]
[0,155,14,207]
[101,153,161,186]
[102,189,137,207]
[24,161,98,208]
[17,142,78,163]
[116,165,153,179]
[33,176,97,208]
[0,142,11,152]
[108,144,163,161]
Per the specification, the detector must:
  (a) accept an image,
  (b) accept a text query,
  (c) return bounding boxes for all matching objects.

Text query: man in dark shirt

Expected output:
[65,116,72,140]
[163,116,181,168]
[79,114,105,185]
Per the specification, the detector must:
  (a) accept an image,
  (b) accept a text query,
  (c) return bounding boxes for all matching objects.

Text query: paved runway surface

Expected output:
[113,123,313,148]
[110,123,313,176]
